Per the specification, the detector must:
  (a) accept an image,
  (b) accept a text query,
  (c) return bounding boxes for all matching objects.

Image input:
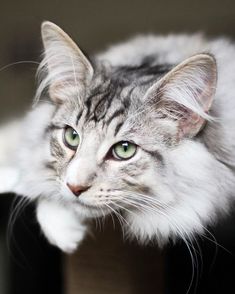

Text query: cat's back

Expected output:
[98,33,231,66]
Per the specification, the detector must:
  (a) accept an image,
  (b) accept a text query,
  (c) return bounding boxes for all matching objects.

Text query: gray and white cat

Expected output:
[1,21,235,253]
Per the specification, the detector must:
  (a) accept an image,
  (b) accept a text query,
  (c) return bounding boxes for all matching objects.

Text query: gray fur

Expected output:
[1,22,235,252]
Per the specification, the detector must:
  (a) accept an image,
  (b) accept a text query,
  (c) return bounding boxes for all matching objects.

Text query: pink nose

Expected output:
[67,183,90,197]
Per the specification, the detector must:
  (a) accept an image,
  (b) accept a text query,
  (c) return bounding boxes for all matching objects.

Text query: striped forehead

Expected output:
[79,81,132,128]
[81,61,171,119]
[55,60,172,131]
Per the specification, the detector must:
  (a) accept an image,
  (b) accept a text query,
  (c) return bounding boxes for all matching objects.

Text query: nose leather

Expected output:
[67,183,90,197]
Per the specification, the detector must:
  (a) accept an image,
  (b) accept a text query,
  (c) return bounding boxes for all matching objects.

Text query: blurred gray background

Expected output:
[1,1,235,294]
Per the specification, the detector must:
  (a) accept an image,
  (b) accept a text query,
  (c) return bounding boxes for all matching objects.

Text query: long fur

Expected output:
[1,22,235,254]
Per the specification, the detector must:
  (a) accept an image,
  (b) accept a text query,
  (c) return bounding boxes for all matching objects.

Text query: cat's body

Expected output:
[1,22,235,252]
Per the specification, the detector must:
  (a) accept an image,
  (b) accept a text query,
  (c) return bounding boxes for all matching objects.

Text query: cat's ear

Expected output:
[143,54,217,139]
[37,21,94,103]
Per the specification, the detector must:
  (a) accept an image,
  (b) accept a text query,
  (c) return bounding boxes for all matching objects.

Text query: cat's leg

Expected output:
[36,199,87,253]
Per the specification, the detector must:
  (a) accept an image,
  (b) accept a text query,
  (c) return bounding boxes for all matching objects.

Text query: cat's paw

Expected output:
[37,200,86,253]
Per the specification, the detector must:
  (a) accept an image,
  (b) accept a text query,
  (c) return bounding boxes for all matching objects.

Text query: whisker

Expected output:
[7,196,32,268]
[103,203,116,229]
[118,192,202,293]
[0,60,39,74]
[104,201,130,239]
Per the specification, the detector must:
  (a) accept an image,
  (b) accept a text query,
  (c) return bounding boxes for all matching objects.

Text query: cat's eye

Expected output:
[112,141,137,160]
[63,127,80,150]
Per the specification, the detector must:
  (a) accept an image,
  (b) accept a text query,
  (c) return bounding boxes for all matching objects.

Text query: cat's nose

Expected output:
[66,183,90,197]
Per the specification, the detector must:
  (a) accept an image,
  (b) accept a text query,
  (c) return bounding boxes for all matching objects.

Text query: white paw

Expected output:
[46,223,86,253]
[37,200,86,253]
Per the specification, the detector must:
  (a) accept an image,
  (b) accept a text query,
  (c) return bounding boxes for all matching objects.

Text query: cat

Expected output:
[1,21,235,253]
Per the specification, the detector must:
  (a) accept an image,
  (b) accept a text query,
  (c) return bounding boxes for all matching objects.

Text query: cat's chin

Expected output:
[73,200,112,218]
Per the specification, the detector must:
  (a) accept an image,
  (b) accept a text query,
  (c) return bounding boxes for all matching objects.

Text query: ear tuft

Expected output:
[144,53,217,139]
[36,21,93,104]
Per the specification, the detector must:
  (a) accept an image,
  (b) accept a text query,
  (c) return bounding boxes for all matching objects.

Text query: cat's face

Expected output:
[17,22,221,244]
[48,73,178,219]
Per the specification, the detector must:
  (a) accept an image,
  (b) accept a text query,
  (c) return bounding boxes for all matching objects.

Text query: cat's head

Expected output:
[18,22,223,244]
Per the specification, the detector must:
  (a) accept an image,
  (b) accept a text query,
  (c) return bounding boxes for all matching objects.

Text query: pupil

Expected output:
[72,131,77,140]
[122,142,128,152]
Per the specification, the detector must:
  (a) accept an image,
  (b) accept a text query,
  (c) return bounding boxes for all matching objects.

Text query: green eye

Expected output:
[112,141,137,160]
[63,127,80,150]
